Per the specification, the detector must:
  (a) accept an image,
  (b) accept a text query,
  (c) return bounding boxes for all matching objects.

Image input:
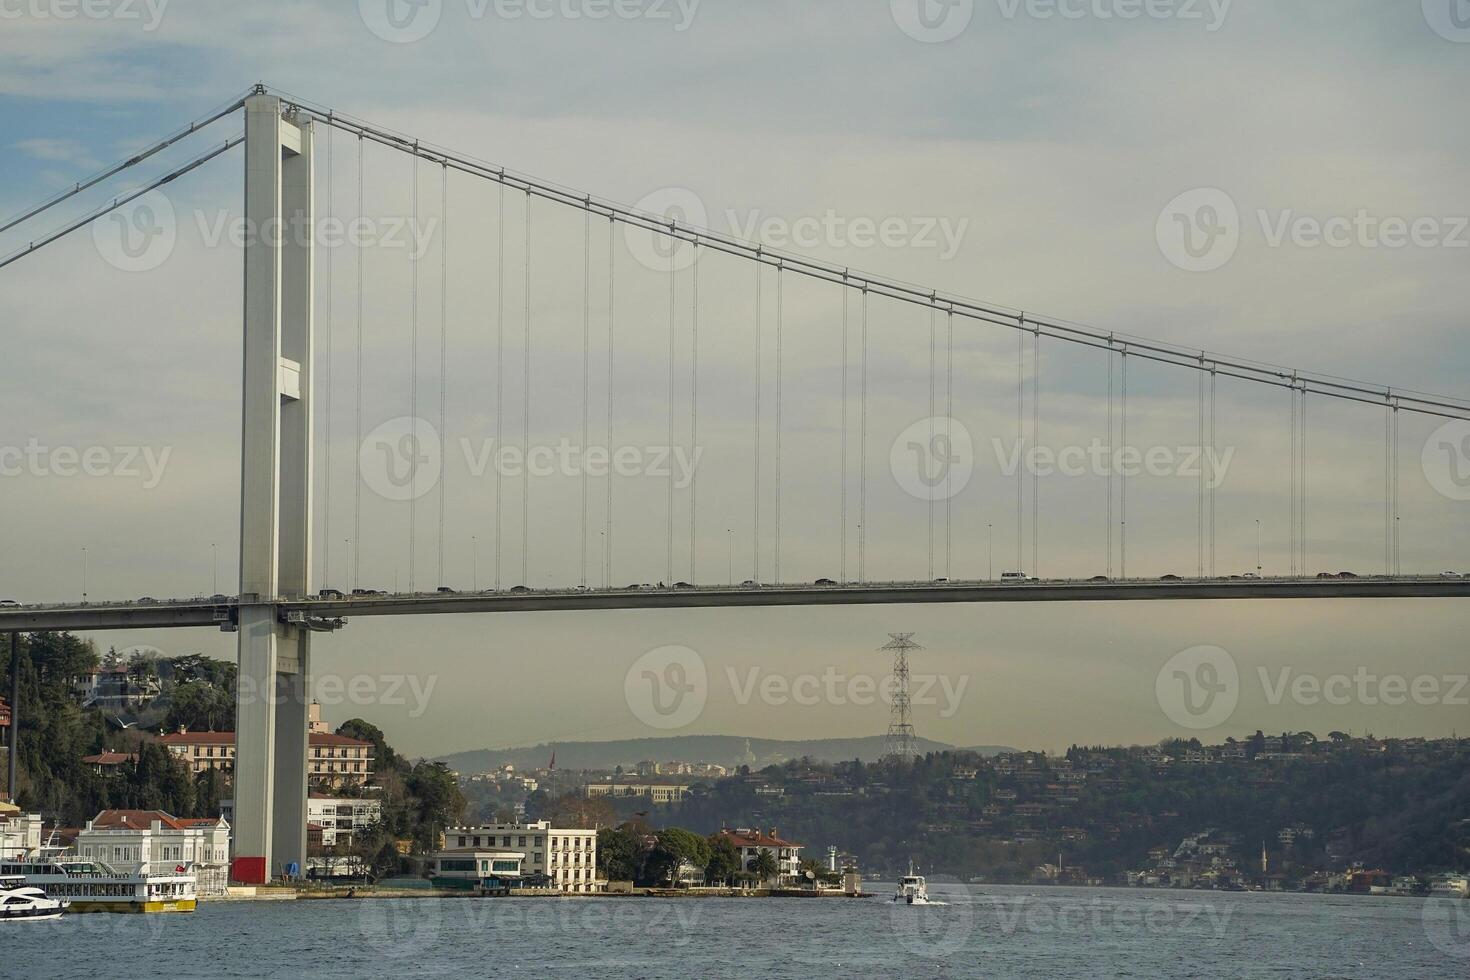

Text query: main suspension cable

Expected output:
[0,90,249,236]
[0,135,242,272]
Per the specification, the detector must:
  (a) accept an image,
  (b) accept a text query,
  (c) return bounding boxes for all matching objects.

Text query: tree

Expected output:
[750,848,779,884]
[705,834,741,884]
[597,826,644,883]
[647,827,711,884]
[405,761,465,851]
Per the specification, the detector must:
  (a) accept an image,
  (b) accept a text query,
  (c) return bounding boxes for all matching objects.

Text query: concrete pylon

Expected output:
[232,92,314,885]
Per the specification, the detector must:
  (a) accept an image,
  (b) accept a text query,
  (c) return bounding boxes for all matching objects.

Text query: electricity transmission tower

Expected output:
[882,633,922,763]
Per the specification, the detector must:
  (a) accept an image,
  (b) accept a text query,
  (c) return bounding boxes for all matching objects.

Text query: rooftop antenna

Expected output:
[882,633,922,763]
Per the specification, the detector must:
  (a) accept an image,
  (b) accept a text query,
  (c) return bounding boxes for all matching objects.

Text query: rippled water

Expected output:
[5,884,1467,979]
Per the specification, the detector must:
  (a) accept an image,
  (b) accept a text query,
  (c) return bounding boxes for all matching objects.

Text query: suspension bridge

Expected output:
[1,85,1466,882]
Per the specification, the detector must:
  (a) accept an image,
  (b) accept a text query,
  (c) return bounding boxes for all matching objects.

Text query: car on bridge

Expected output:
[815,578,838,586]
[999,571,1037,583]
[0,600,18,608]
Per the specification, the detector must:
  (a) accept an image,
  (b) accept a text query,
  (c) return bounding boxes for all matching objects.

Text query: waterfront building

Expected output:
[446,821,600,893]
[430,847,526,891]
[307,793,383,846]
[715,828,804,885]
[75,810,231,896]
[159,729,374,787]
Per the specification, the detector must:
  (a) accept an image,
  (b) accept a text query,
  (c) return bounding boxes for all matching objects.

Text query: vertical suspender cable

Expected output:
[1209,368,1217,577]
[438,162,448,589]
[775,263,783,584]
[690,244,700,583]
[1017,321,1025,573]
[840,279,848,584]
[323,124,333,586]
[1384,396,1392,576]
[580,206,591,588]
[1289,383,1297,577]
[753,259,762,582]
[1120,348,1129,579]
[353,135,364,592]
[928,306,936,582]
[1198,365,1205,579]
[1032,328,1040,578]
[1393,402,1401,574]
[1107,342,1114,579]
[859,288,869,582]
[408,153,419,593]
[521,190,531,588]
[667,228,677,586]
[1301,387,1308,575]
[945,310,954,581]
[493,181,505,591]
[606,215,616,588]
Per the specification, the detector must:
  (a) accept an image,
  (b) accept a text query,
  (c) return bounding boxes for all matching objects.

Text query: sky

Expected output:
[0,0,1467,759]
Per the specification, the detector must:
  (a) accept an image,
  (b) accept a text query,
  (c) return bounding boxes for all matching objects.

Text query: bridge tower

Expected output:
[232,91,315,885]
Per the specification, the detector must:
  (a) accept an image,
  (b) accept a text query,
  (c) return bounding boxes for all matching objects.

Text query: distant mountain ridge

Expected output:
[435,735,1017,773]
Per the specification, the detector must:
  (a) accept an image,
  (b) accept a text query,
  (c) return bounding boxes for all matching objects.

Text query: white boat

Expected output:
[894,864,936,905]
[0,857,196,914]
[0,874,69,921]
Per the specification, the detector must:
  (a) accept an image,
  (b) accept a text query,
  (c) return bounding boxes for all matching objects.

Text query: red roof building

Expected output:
[159,729,374,786]
[81,751,139,775]
[715,827,805,884]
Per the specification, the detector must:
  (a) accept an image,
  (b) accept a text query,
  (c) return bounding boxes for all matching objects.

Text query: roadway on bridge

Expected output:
[2,577,1469,632]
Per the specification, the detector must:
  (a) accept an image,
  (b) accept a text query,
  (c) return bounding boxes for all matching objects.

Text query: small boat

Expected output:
[893,863,936,905]
[0,875,69,921]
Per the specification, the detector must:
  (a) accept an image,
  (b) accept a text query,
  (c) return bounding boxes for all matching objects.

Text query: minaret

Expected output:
[1260,841,1268,874]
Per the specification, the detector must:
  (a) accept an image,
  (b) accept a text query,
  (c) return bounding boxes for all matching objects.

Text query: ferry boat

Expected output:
[0,874,69,921]
[894,864,935,905]
[0,857,197,913]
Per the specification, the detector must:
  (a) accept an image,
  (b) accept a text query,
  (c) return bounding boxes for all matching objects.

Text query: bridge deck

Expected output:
[2,577,1468,632]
